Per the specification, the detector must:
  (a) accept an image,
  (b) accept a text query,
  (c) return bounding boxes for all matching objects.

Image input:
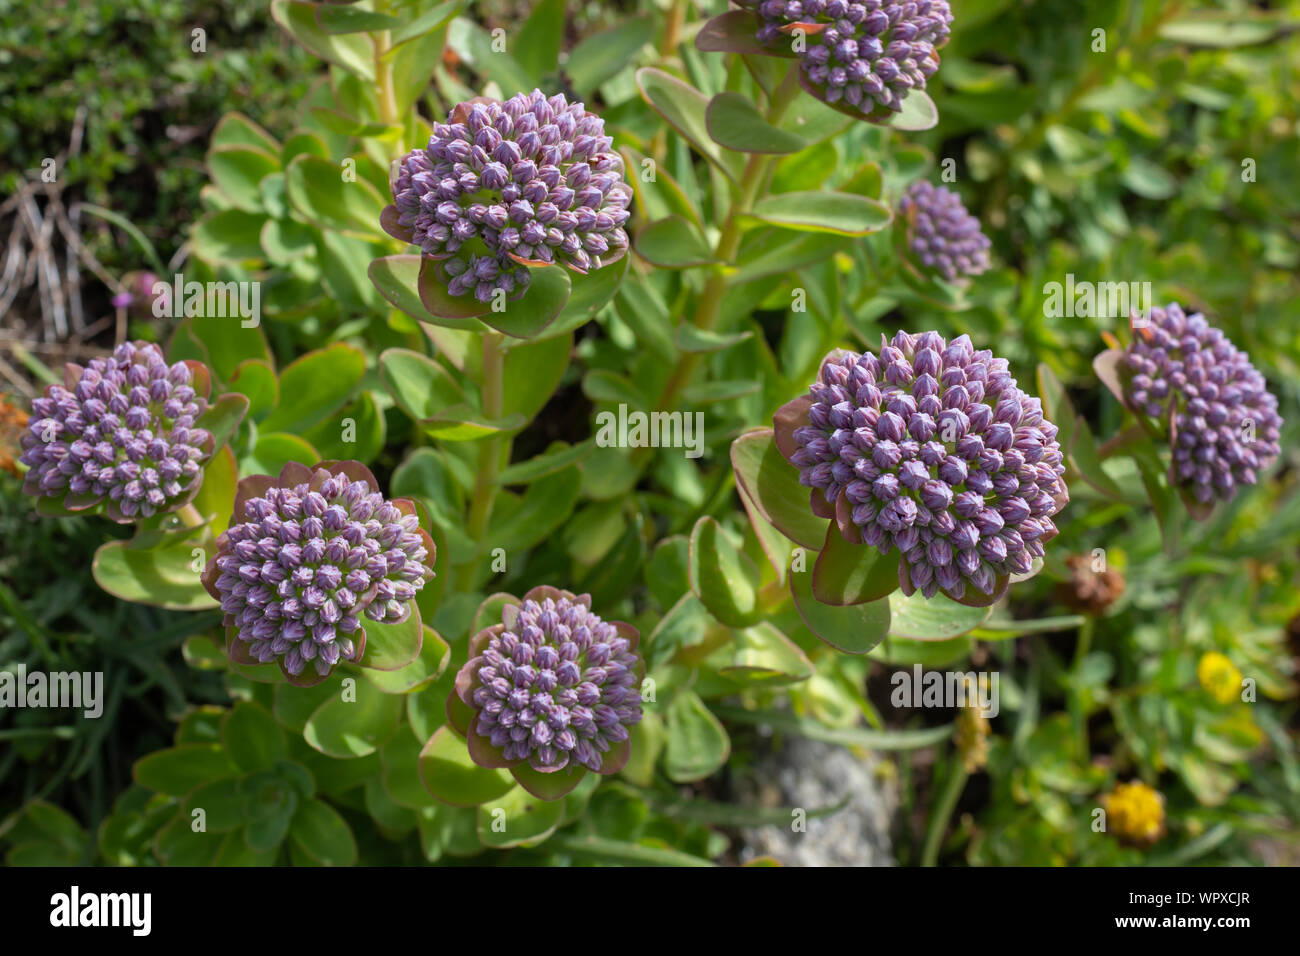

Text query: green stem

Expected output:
[659,0,686,56]
[176,503,207,530]
[1097,423,1147,461]
[1070,616,1096,759]
[458,332,507,591]
[649,66,803,416]
[374,30,401,153]
[921,760,968,867]
[756,578,789,613]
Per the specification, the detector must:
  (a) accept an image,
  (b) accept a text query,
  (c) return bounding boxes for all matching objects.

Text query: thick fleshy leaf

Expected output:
[635,68,741,182]
[1034,363,1077,455]
[358,608,424,671]
[379,347,465,423]
[777,90,855,143]
[496,439,596,486]
[887,589,992,641]
[364,626,451,694]
[208,145,279,213]
[748,191,892,235]
[476,784,567,845]
[273,679,343,735]
[790,564,891,654]
[1093,348,1128,406]
[618,146,704,232]
[883,89,940,130]
[192,210,265,261]
[284,155,386,238]
[314,4,400,33]
[502,331,573,424]
[1158,13,1291,48]
[212,112,279,154]
[1037,362,1124,498]
[688,516,762,627]
[229,359,278,422]
[514,0,564,75]
[565,15,652,95]
[812,524,901,605]
[197,392,249,452]
[731,429,828,549]
[645,536,691,610]
[478,265,571,339]
[419,726,515,807]
[447,17,532,93]
[471,594,518,637]
[260,343,365,434]
[301,390,386,464]
[675,325,753,353]
[191,445,237,534]
[221,702,287,774]
[271,1,374,77]
[634,215,717,268]
[870,634,976,668]
[240,432,320,476]
[696,10,769,53]
[720,622,814,686]
[380,732,436,811]
[663,690,730,783]
[509,763,588,802]
[545,258,628,340]
[134,745,239,796]
[288,798,358,866]
[93,535,218,611]
[303,684,403,759]
[487,466,582,551]
[370,254,488,332]
[424,406,528,441]
[706,91,807,154]
[178,778,245,833]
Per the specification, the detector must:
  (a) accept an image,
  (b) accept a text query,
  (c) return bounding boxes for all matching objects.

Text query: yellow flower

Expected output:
[0,396,29,477]
[1198,652,1243,705]
[954,707,990,773]
[1104,781,1166,847]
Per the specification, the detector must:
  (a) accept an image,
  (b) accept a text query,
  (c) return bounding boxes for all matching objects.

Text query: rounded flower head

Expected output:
[385,89,632,303]
[1197,651,1243,705]
[778,332,1068,604]
[1103,781,1165,847]
[1118,304,1282,506]
[898,181,991,281]
[19,341,214,522]
[202,461,435,686]
[448,587,644,800]
[111,271,160,313]
[748,0,952,118]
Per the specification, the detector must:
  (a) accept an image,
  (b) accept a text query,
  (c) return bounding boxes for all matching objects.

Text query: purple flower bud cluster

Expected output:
[19,341,211,521]
[389,89,632,303]
[1122,304,1282,504]
[468,594,643,773]
[789,332,1068,600]
[898,181,991,281]
[111,271,160,312]
[754,0,952,115]
[209,468,433,679]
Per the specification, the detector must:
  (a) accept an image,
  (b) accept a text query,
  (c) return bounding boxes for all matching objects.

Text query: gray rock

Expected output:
[732,732,898,867]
